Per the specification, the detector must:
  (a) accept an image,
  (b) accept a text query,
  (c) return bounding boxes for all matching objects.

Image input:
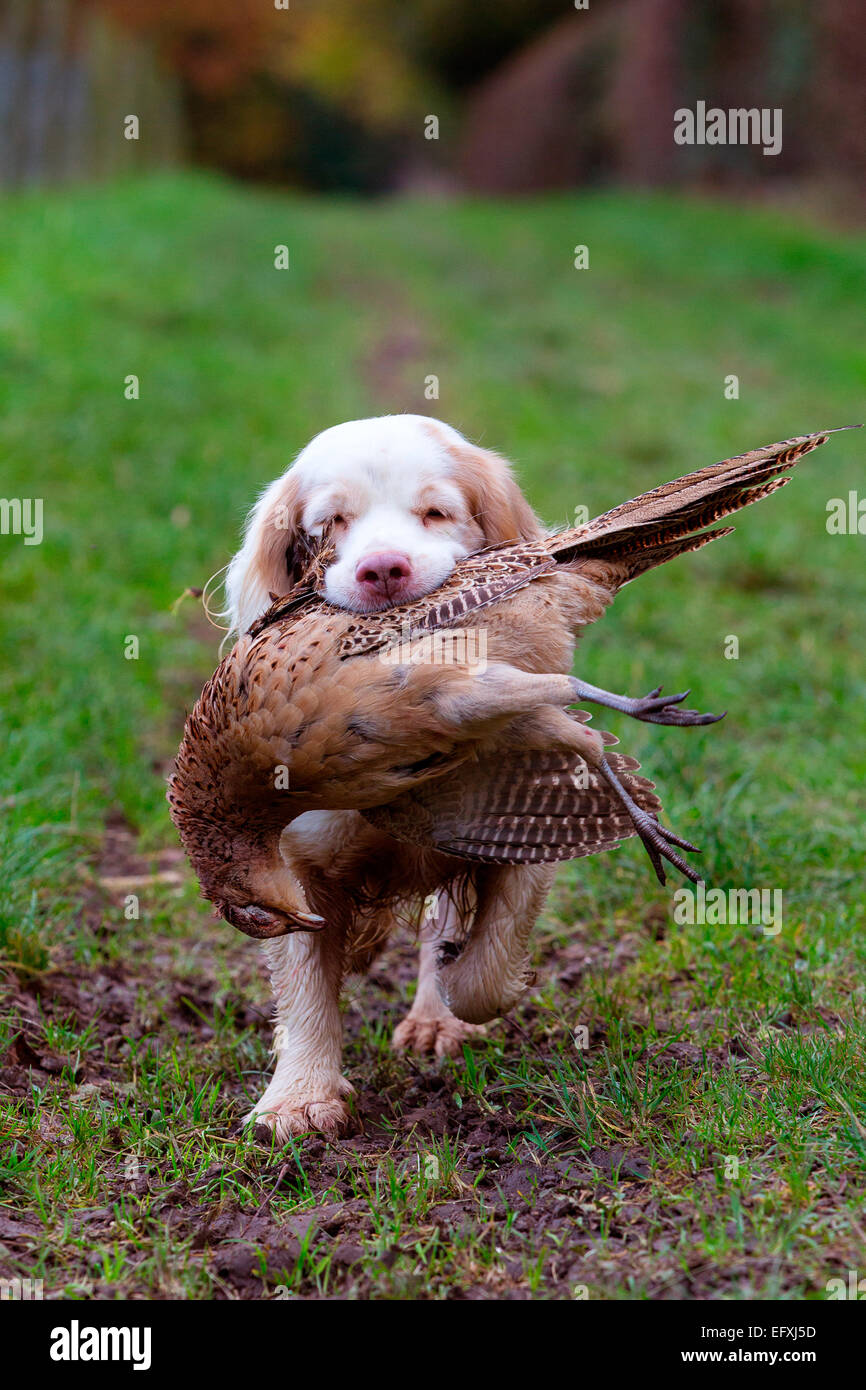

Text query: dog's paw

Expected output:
[246,1077,355,1143]
[392,1013,486,1059]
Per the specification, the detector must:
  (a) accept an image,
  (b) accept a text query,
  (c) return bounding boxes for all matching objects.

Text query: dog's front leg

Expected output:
[246,927,354,1141]
[436,863,555,1024]
[392,899,486,1058]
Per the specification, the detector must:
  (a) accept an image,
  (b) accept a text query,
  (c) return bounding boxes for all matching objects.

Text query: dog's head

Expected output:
[225,415,542,631]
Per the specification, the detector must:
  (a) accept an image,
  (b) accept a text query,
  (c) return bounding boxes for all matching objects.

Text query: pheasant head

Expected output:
[168,786,324,939]
[211,864,324,940]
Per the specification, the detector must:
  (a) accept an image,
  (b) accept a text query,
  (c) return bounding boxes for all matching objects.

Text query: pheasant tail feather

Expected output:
[550,430,851,581]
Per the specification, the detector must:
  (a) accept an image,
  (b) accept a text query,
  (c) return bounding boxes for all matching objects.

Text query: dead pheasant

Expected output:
[169,429,846,938]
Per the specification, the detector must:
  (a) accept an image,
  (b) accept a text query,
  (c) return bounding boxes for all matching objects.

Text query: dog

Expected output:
[224,413,556,1139]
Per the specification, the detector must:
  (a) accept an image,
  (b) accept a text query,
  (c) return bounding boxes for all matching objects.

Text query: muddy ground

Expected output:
[1,818,859,1301]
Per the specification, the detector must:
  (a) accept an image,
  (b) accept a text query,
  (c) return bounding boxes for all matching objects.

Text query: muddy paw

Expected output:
[392,1013,486,1059]
[246,1079,355,1143]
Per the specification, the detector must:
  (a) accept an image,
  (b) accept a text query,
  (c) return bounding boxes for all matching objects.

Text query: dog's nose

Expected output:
[354,551,413,596]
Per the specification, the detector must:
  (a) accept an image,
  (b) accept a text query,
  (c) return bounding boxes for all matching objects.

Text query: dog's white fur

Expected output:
[224,414,553,1140]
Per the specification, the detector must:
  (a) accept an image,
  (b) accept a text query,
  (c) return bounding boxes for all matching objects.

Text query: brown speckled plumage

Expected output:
[169,430,840,935]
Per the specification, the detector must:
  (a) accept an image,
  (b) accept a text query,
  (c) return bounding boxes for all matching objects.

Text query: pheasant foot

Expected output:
[570,678,724,727]
[596,754,702,886]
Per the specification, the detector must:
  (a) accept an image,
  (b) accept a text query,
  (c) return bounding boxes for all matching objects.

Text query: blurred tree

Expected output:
[59,0,866,196]
[403,0,574,90]
[88,0,438,188]
[0,0,183,187]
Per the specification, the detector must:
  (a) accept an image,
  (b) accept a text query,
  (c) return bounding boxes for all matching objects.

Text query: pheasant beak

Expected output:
[219,902,325,938]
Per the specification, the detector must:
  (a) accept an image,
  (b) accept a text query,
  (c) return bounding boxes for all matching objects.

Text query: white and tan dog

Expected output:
[224,414,552,1140]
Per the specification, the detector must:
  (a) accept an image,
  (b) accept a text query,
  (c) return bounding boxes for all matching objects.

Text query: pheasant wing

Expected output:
[362,746,662,866]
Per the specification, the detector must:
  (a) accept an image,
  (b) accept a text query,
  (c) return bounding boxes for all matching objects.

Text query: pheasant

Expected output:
[169,429,846,941]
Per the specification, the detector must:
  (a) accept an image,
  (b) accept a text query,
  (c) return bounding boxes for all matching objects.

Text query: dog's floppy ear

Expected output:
[445,440,544,544]
[225,470,310,633]
[262,471,313,586]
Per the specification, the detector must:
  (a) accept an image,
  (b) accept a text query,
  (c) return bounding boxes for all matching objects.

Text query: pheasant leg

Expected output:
[569,678,724,727]
[595,754,702,886]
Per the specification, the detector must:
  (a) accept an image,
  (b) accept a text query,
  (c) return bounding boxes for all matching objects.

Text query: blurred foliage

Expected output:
[93,0,438,187]
[69,2,866,196]
[96,0,566,107]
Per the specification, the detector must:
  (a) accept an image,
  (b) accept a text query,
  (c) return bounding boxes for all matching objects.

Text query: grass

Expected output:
[1,172,864,1299]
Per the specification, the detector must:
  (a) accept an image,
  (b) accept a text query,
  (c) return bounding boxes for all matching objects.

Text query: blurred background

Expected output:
[3,0,866,206]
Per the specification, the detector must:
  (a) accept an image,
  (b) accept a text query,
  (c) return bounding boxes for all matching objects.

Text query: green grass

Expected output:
[1,172,865,1299]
